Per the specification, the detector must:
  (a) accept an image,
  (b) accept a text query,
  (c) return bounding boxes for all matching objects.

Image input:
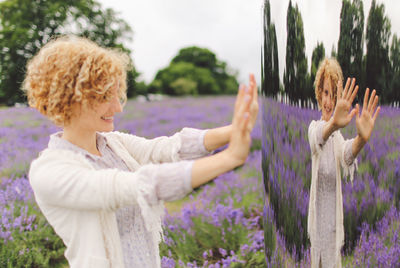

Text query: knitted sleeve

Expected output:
[337,133,358,184]
[108,127,210,165]
[29,149,193,211]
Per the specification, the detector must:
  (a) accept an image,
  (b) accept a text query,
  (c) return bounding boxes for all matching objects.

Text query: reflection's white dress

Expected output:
[308,119,356,268]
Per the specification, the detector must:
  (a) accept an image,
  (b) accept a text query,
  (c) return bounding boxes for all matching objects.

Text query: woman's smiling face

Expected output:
[69,83,123,133]
[321,77,335,122]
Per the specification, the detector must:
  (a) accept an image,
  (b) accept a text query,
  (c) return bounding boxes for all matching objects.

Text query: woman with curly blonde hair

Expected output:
[23,35,259,268]
[307,58,380,267]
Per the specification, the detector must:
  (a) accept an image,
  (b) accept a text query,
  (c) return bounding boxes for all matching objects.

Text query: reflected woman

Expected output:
[307,58,380,267]
[23,35,258,268]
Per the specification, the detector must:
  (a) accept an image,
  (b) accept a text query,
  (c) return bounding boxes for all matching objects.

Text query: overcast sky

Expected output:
[97,0,399,84]
[271,0,400,80]
[98,0,264,84]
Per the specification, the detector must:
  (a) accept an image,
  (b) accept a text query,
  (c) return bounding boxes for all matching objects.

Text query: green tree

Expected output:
[390,34,400,103]
[337,0,364,92]
[151,46,238,96]
[262,0,280,98]
[0,0,136,105]
[283,0,309,106]
[310,42,325,85]
[365,0,391,104]
[151,62,219,96]
[172,47,218,72]
[310,42,325,105]
[331,45,337,58]
[170,78,198,95]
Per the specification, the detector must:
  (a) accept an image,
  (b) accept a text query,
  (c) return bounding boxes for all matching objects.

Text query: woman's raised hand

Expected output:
[331,78,358,130]
[227,75,257,166]
[247,74,259,131]
[355,88,380,143]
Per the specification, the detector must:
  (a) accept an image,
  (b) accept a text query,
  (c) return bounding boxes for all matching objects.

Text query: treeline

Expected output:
[0,0,141,105]
[262,0,400,106]
[148,46,238,96]
[0,0,238,106]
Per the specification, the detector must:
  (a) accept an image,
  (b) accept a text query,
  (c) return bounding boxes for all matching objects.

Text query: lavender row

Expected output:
[0,96,264,267]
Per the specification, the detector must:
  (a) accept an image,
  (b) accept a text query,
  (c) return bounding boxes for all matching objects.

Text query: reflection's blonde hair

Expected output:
[314,58,343,110]
[23,35,130,126]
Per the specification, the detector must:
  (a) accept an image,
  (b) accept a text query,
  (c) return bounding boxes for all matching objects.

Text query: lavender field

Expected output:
[0,96,265,267]
[262,97,400,267]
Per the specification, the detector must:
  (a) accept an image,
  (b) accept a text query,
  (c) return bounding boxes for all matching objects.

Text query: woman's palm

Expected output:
[332,78,358,129]
[333,99,353,128]
[356,88,380,142]
[356,110,374,141]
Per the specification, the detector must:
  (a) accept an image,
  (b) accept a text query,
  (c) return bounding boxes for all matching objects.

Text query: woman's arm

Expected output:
[30,75,257,209]
[203,125,232,152]
[338,88,379,183]
[191,149,240,188]
[351,134,366,158]
[322,117,339,141]
[29,149,198,209]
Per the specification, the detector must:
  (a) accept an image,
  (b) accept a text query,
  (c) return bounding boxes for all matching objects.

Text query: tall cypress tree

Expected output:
[262,0,280,98]
[310,42,325,104]
[338,0,364,91]
[366,0,391,103]
[284,0,308,106]
[390,34,400,103]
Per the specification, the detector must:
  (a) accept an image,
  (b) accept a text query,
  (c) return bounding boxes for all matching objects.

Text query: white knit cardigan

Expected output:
[29,130,199,268]
[308,120,357,268]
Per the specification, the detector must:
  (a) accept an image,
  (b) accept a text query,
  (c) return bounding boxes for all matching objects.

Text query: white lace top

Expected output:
[314,121,355,267]
[308,119,357,267]
[47,128,209,267]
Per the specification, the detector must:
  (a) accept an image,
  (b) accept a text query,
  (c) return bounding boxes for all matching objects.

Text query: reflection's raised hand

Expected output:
[356,88,380,143]
[332,77,358,130]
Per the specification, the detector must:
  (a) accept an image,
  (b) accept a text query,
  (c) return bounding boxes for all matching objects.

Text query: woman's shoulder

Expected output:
[29,148,92,187]
[31,148,90,170]
[308,118,323,132]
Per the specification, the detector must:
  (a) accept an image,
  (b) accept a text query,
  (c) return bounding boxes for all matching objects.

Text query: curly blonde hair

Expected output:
[314,58,344,110]
[22,35,131,126]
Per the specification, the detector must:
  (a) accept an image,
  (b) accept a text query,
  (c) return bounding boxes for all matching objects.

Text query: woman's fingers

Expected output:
[373,106,381,123]
[368,89,376,112]
[234,85,246,116]
[345,78,356,100]
[363,88,370,111]
[349,85,359,104]
[250,73,256,91]
[233,73,257,134]
[250,76,258,107]
[239,112,250,134]
[355,104,360,119]
[234,92,251,126]
[341,78,349,99]
[371,94,379,114]
[337,79,344,99]
[348,107,357,121]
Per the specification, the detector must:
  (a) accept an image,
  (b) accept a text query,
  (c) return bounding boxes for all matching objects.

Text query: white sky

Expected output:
[98,0,264,84]
[271,0,400,80]
[97,0,400,84]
